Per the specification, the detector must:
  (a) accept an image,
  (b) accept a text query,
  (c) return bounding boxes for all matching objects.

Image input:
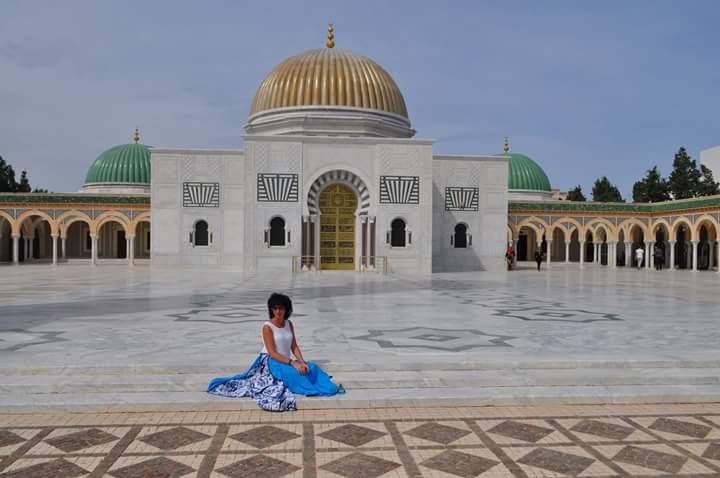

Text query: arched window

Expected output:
[269,217,286,246]
[391,218,406,247]
[454,223,467,248]
[194,220,209,246]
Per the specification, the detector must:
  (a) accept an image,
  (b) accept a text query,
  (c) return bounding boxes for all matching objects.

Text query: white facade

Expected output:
[150,138,508,275]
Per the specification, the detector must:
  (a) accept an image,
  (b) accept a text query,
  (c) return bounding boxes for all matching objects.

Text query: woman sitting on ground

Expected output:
[207,293,344,411]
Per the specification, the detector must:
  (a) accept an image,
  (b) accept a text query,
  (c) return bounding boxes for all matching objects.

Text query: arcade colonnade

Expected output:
[0,195,150,265]
[508,197,720,271]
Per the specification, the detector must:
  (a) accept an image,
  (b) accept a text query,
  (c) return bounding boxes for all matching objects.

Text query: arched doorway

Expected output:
[98,220,128,259]
[134,221,151,259]
[319,184,357,270]
[675,225,689,269]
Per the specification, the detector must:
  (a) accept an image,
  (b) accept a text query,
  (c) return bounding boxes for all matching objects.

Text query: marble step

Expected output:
[2,368,720,394]
[3,384,720,412]
[3,359,720,376]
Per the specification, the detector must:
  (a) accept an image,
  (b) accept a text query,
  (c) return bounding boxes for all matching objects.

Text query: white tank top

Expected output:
[260,320,294,357]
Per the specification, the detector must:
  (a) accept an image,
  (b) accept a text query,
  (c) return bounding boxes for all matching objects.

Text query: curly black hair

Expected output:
[267,293,293,320]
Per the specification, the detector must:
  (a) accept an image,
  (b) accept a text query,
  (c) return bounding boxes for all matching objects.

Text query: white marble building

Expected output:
[150,29,508,275]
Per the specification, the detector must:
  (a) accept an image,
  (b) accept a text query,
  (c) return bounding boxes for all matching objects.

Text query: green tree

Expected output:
[0,155,43,192]
[632,166,670,203]
[668,147,701,199]
[592,176,623,202]
[566,185,586,201]
[17,170,31,193]
[697,164,720,197]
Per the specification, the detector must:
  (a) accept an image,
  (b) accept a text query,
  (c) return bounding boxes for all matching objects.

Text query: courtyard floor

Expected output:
[1,263,719,412]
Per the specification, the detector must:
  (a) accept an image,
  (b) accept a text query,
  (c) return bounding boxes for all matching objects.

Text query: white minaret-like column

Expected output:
[51,234,58,265]
[565,241,570,263]
[546,240,552,268]
[691,240,698,271]
[668,240,675,270]
[90,234,98,266]
[12,234,20,265]
[127,235,135,266]
[579,241,585,268]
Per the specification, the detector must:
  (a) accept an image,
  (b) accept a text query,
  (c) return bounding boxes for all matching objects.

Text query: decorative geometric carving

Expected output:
[518,448,594,475]
[257,174,298,202]
[422,450,499,477]
[379,175,419,204]
[217,455,301,478]
[488,420,554,443]
[308,170,370,214]
[445,187,479,211]
[319,424,386,447]
[405,422,470,445]
[183,182,220,208]
[45,428,118,452]
[110,456,195,478]
[230,425,301,449]
[2,458,89,478]
[138,426,211,450]
[320,452,401,478]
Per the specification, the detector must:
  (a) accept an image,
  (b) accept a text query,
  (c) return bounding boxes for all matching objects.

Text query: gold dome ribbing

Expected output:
[249,48,409,119]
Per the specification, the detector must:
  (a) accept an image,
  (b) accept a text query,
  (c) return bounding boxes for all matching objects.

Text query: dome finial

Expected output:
[503,136,510,153]
[326,23,335,48]
[133,127,140,144]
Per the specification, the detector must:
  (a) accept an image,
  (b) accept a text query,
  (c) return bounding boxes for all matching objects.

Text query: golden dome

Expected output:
[249,48,409,119]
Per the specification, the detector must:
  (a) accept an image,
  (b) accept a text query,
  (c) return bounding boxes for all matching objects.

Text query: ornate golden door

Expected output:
[319,184,357,270]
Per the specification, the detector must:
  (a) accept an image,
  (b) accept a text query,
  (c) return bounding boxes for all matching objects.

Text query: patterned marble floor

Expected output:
[2,404,720,477]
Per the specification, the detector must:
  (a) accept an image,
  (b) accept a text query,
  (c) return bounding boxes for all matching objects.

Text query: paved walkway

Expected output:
[2,404,720,477]
[1,263,720,410]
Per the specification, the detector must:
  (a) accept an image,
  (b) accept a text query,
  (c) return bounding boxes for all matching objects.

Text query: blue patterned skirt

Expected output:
[208,354,344,412]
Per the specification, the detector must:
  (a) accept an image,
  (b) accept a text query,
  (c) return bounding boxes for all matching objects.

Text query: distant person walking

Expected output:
[534,249,543,271]
[505,244,515,271]
[654,246,664,271]
[635,246,645,270]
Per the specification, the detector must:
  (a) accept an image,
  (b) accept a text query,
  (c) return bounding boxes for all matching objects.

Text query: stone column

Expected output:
[709,240,715,271]
[645,242,651,269]
[579,241,585,268]
[691,240,698,271]
[648,242,655,269]
[314,215,321,270]
[610,241,617,268]
[61,236,67,260]
[127,235,135,266]
[716,240,720,273]
[12,234,20,265]
[51,234,58,265]
[24,237,30,261]
[90,234,97,266]
[668,241,676,270]
[565,241,570,263]
[625,243,631,267]
[363,216,370,269]
[546,240,552,268]
[595,243,600,264]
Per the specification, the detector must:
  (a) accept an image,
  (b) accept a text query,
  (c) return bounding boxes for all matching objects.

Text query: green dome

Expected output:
[85,143,150,185]
[498,152,552,192]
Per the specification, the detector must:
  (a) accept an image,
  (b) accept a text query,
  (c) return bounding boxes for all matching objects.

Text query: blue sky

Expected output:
[1,1,719,197]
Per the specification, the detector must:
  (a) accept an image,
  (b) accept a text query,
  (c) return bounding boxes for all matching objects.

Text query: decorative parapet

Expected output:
[510,194,720,216]
[0,193,150,206]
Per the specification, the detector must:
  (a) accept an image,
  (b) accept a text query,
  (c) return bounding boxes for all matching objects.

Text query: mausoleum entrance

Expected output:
[319,184,357,270]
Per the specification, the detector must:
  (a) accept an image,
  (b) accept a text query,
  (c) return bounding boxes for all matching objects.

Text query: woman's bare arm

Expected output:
[288,321,306,362]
